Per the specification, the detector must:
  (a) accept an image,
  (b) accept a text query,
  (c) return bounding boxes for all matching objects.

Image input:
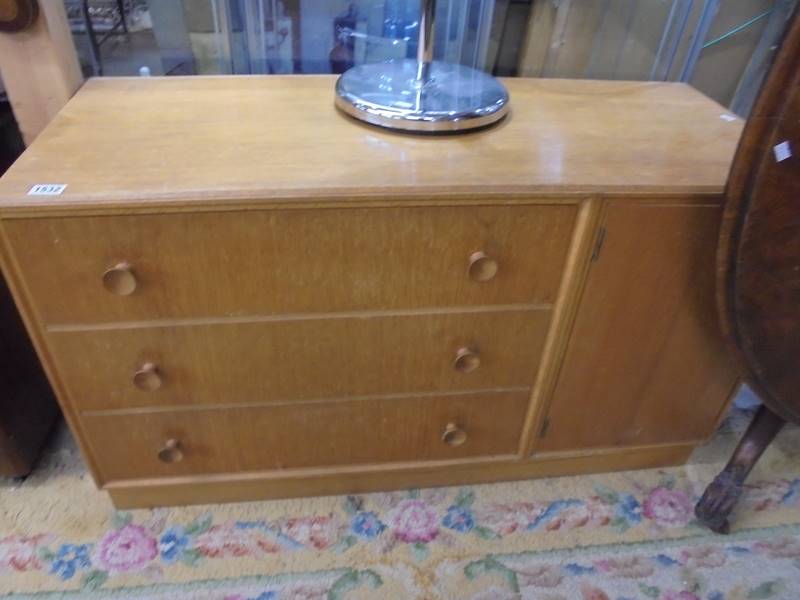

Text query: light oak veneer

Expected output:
[0,76,743,507]
[0,76,741,213]
[81,390,530,481]
[49,308,551,411]
[2,205,575,324]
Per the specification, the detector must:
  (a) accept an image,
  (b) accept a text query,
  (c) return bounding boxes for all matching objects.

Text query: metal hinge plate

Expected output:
[591,226,607,262]
[539,416,550,438]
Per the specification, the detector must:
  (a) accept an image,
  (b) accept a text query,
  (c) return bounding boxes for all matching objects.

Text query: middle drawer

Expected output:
[52,309,550,411]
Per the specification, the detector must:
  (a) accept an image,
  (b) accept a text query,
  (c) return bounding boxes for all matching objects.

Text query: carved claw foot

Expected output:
[695,405,785,534]
[695,468,744,534]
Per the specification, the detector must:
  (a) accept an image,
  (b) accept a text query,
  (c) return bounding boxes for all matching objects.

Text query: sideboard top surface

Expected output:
[0,76,742,214]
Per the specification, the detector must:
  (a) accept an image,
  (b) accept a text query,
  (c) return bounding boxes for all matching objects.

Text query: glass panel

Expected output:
[64,0,799,117]
[66,0,505,77]
[203,0,503,75]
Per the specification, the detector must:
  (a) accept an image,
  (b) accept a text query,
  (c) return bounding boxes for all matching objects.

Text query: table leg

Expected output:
[695,404,785,533]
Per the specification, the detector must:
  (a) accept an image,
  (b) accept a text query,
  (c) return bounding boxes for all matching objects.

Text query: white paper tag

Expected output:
[719,113,737,122]
[773,141,792,163]
[28,184,67,196]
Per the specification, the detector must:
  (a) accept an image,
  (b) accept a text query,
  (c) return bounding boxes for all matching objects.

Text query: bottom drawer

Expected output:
[81,391,529,481]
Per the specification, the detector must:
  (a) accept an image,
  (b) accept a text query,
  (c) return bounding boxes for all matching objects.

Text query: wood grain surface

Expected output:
[105,441,697,508]
[0,77,742,214]
[538,201,738,452]
[4,205,575,324]
[718,10,800,424]
[52,308,548,411]
[0,76,744,506]
[80,390,530,481]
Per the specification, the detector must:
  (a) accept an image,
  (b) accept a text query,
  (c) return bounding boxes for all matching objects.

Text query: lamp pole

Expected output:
[416,0,437,83]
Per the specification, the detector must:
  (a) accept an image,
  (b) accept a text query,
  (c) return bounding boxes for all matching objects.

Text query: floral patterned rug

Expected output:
[2,403,800,599]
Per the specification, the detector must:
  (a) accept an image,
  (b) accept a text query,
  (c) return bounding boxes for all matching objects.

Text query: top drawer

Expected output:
[4,204,576,325]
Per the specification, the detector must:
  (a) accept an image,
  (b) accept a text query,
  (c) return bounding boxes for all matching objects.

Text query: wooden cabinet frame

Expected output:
[0,77,742,507]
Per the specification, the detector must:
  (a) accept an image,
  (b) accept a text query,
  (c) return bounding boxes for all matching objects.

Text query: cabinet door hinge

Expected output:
[591,226,607,262]
[539,416,550,438]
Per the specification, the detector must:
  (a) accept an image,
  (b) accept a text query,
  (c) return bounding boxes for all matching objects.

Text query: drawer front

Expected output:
[6,205,576,324]
[81,391,529,480]
[52,310,549,411]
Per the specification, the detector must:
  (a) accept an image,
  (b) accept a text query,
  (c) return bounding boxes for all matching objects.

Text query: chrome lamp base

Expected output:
[334,59,510,133]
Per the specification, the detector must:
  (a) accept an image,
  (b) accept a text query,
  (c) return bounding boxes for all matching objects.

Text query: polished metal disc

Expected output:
[335,59,510,133]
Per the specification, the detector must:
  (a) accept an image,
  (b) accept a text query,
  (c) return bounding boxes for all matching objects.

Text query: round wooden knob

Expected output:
[468,251,498,282]
[158,439,183,464]
[133,363,163,391]
[102,262,137,296]
[442,423,467,447]
[453,346,480,373]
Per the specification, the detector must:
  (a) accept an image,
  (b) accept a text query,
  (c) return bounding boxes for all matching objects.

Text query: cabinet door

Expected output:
[537,202,738,453]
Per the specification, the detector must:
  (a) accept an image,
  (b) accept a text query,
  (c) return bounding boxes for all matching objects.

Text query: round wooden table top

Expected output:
[719,10,800,424]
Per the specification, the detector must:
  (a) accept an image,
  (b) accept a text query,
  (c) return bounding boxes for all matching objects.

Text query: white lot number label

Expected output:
[28,184,67,196]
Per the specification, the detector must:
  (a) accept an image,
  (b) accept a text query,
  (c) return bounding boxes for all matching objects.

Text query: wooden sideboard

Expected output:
[0,76,742,508]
